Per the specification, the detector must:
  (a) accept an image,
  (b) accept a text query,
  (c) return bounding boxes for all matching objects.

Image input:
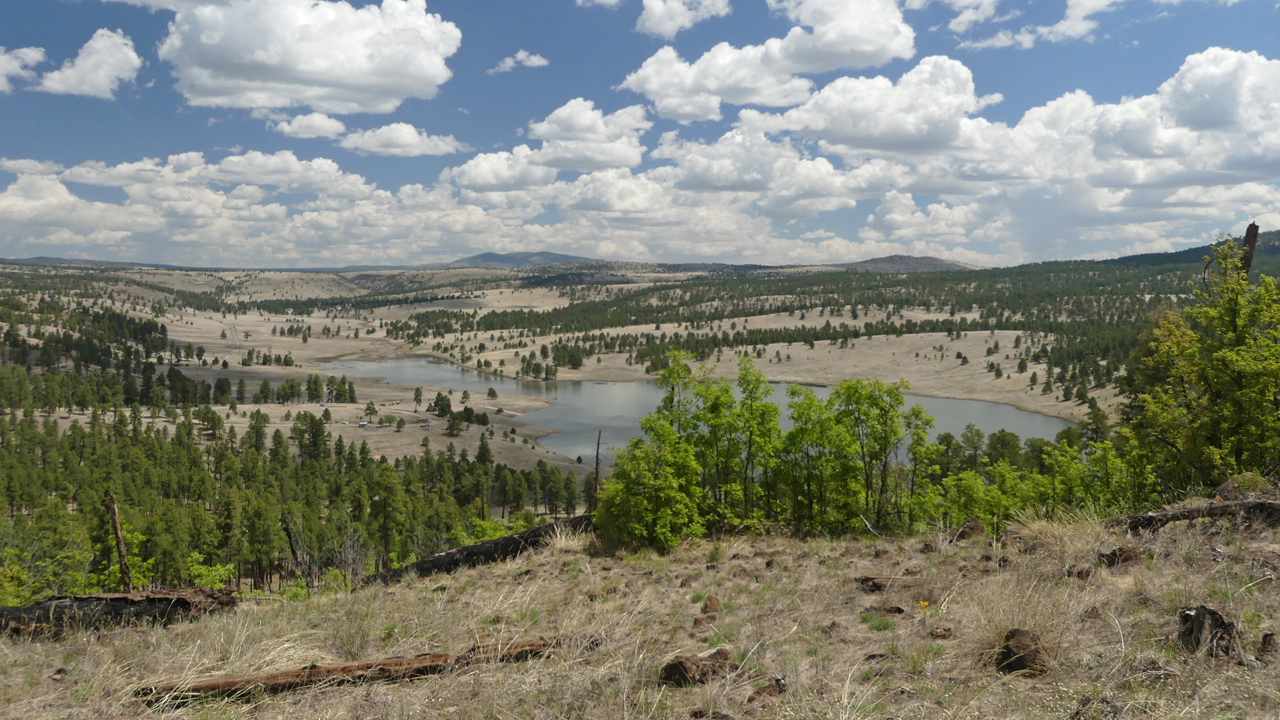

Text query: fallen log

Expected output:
[363,514,594,586]
[0,588,238,637]
[138,636,577,702]
[1105,500,1280,532]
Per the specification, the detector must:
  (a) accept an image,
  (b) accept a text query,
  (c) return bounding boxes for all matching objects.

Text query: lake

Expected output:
[320,358,1075,463]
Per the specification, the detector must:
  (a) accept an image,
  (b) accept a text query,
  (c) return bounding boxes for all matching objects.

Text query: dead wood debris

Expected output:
[363,514,594,586]
[0,588,238,637]
[138,636,595,703]
[1105,500,1280,532]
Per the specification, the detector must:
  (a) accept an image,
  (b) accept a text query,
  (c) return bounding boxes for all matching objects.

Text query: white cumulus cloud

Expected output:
[0,46,45,93]
[274,113,347,139]
[338,123,469,157]
[36,29,141,100]
[441,145,559,191]
[904,0,1004,33]
[741,56,1003,152]
[5,48,1280,268]
[637,0,732,39]
[621,0,915,121]
[487,50,549,74]
[107,0,461,114]
[528,99,652,171]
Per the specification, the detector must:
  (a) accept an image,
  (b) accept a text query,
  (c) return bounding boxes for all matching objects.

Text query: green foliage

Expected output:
[597,415,703,553]
[187,552,235,589]
[1126,239,1280,496]
[470,519,509,541]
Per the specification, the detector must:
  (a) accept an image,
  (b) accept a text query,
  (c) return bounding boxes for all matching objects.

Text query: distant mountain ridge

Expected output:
[6,235,1276,274]
[433,251,595,269]
[836,254,979,273]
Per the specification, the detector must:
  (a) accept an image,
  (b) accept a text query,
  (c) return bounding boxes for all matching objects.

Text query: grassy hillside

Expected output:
[5,512,1278,719]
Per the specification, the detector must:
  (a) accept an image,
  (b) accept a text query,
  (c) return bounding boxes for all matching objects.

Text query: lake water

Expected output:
[320,358,1075,463]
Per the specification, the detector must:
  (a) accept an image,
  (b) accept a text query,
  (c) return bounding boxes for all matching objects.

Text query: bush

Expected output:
[187,551,235,589]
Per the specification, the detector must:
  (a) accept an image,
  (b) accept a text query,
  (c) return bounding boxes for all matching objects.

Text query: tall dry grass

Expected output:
[3,515,1279,718]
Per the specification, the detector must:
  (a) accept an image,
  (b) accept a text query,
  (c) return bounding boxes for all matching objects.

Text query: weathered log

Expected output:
[362,514,594,586]
[139,636,575,702]
[1104,500,1280,532]
[0,588,238,637]
[142,653,458,701]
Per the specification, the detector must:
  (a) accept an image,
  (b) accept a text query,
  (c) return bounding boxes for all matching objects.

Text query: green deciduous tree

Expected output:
[597,415,702,553]
[1126,239,1280,496]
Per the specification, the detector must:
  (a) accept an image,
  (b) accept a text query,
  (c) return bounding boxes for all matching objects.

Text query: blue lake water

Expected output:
[320,358,1075,463]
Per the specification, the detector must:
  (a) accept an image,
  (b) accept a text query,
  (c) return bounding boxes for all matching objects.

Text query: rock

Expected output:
[693,613,717,630]
[1067,565,1093,580]
[659,656,704,686]
[690,710,734,720]
[747,676,787,704]
[928,625,953,640]
[996,629,1053,676]
[1178,605,1240,658]
[857,576,889,592]
[701,647,739,680]
[1098,546,1143,568]
[1070,695,1124,719]
[702,594,723,614]
[659,648,739,687]
[955,517,985,541]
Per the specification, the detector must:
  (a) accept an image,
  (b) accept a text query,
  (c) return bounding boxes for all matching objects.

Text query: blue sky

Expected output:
[0,0,1277,267]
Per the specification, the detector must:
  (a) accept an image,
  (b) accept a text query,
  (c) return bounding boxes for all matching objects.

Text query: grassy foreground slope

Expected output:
[4,514,1278,719]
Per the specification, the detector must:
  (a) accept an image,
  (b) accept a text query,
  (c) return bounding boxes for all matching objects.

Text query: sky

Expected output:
[0,0,1277,268]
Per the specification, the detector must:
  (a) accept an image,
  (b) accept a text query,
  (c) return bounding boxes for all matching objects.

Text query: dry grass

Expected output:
[4,517,1280,719]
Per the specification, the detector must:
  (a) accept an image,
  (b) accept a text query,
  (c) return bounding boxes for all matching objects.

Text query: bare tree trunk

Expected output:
[107,495,132,593]
[593,430,602,513]
[1241,221,1260,277]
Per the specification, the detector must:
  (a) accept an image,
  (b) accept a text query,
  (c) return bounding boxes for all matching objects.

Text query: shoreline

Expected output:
[323,351,1082,427]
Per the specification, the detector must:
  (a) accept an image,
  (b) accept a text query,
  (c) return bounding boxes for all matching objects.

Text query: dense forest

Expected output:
[0,381,581,604]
